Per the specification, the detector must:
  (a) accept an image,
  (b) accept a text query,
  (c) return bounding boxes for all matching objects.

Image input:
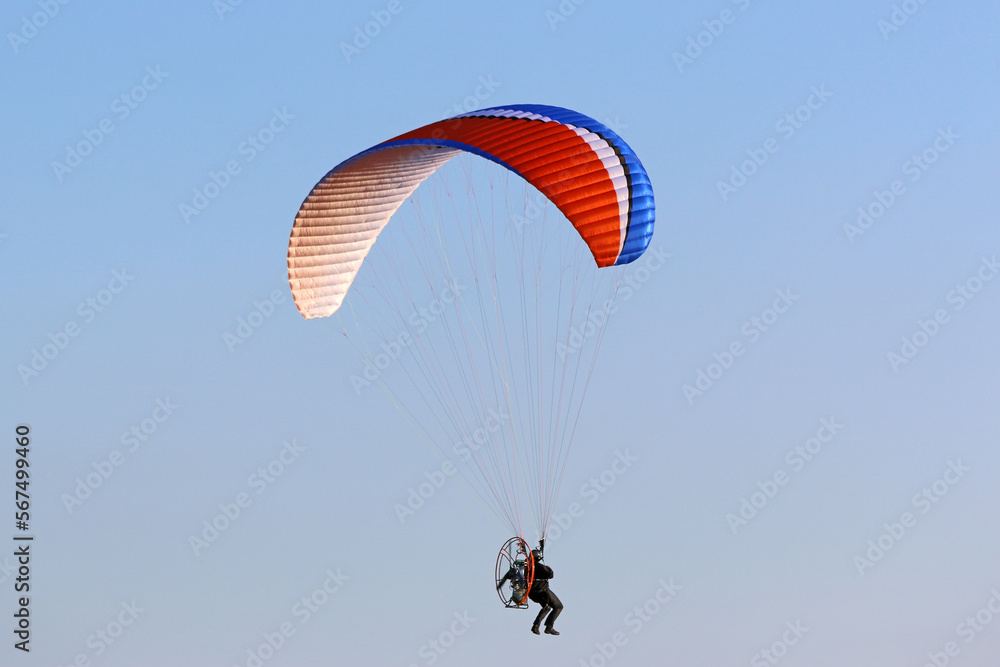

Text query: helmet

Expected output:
[531,548,542,561]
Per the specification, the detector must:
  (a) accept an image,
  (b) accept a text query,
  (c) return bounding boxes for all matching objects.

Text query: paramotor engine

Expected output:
[495,536,535,609]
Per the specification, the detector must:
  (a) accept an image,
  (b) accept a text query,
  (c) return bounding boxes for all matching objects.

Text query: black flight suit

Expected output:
[529,562,563,629]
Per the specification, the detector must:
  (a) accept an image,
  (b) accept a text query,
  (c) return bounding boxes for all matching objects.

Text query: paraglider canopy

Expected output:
[288,104,655,319]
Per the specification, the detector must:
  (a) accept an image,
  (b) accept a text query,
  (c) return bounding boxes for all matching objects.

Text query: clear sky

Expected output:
[2,1,999,666]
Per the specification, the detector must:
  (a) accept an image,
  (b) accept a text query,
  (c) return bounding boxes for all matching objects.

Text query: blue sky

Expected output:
[2,1,999,665]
